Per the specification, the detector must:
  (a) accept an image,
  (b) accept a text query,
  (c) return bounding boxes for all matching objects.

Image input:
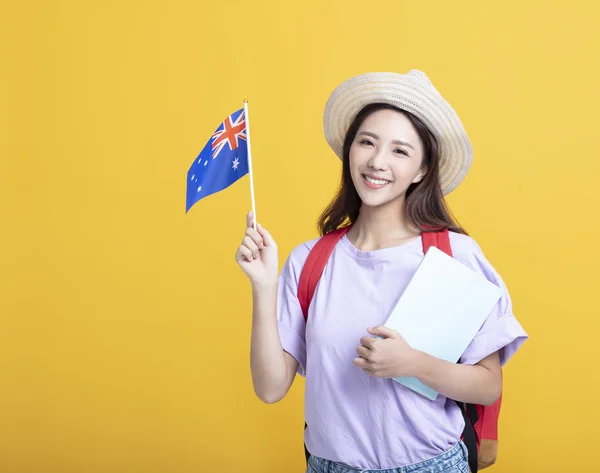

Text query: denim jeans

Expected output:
[306,441,470,473]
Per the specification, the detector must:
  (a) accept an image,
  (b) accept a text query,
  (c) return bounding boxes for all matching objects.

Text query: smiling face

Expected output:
[349,108,427,210]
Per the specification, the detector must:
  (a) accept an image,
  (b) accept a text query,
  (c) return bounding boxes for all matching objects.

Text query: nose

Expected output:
[368,148,387,171]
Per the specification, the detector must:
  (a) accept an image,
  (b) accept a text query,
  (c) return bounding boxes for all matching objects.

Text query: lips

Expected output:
[363,174,391,189]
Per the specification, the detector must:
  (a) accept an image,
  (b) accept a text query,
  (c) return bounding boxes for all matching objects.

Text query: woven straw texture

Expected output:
[323,70,473,195]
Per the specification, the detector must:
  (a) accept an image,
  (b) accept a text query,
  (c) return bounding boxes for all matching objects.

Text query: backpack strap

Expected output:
[458,402,481,473]
[298,226,350,464]
[297,226,351,320]
[422,227,453,257]
[475,394,502,470]
[423,229,480,473]
[425,229,504,471]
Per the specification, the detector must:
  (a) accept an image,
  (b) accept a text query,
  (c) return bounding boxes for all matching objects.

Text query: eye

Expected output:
[394,148,409,156]
[359,139,374,146]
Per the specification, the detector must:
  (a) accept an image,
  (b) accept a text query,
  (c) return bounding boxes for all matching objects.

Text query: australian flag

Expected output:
[186,108,249,212]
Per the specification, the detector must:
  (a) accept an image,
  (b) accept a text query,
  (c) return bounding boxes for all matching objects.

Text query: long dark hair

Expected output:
[318,103,467,236]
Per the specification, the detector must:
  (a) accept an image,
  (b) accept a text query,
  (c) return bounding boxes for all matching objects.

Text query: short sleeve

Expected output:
[451,235,529,367]
[276,241,315,377]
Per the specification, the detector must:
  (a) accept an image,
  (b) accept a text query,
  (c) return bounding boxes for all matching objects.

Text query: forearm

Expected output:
[409,351,501,406]
[249,283,292,403]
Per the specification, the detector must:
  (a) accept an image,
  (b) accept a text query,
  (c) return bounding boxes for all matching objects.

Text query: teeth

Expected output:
[365,175,390,185]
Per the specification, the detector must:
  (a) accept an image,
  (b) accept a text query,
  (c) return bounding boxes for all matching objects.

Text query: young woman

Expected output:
[235,70,528,473]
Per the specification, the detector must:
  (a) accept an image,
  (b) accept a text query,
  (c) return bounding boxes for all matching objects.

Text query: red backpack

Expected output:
[297,226,502,473]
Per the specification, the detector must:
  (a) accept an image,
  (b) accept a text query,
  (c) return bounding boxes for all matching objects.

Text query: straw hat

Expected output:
[323,70,473,195]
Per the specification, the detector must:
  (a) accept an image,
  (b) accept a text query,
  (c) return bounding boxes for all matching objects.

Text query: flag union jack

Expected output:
[186,107,249,213]
[211,111,247,158]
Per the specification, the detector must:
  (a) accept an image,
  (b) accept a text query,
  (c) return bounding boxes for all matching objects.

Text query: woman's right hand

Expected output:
[235,211,279,287]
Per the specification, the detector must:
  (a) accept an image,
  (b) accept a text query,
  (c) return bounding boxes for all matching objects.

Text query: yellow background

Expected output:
[1,1,598,472]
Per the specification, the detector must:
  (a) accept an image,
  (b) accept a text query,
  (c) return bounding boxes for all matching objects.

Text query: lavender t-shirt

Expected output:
[276,231,528,470]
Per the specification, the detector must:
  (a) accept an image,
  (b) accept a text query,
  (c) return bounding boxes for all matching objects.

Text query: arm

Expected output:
[410,350,501,406]
[250,283,299,404]
[354,326,501,406]
[235,212,302,404]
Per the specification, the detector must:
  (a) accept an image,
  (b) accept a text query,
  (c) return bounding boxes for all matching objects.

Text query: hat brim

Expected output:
[323,71,472,196]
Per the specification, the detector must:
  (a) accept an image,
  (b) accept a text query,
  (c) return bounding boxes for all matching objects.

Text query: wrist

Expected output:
[252,280,278,295]
[406,348,429,379]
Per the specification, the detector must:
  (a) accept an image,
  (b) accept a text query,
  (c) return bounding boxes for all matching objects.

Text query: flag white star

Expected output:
[191,174,195,181]
[204,161,208,167]
[232,157,240,170]
[197,158,201,164]
[197,185,202,192]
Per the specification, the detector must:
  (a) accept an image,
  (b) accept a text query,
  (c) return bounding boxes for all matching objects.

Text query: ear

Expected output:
[412,166,427,184]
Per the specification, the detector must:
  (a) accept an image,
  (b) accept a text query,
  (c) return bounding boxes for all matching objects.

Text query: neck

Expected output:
[347,199,420,252]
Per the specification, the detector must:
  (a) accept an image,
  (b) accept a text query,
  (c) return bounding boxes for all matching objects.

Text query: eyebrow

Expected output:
[357,131,415,150]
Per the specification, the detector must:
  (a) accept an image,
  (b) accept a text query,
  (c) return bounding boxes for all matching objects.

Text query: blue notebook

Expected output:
[384,246,503,400]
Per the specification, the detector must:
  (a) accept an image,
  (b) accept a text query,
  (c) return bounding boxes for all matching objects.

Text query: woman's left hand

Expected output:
[353,326,419,378]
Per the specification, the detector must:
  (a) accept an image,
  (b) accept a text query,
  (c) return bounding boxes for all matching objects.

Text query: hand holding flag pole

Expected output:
[186,101,257,230]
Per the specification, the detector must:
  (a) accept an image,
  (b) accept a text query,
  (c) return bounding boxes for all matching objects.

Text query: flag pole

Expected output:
[244,99,257,230]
